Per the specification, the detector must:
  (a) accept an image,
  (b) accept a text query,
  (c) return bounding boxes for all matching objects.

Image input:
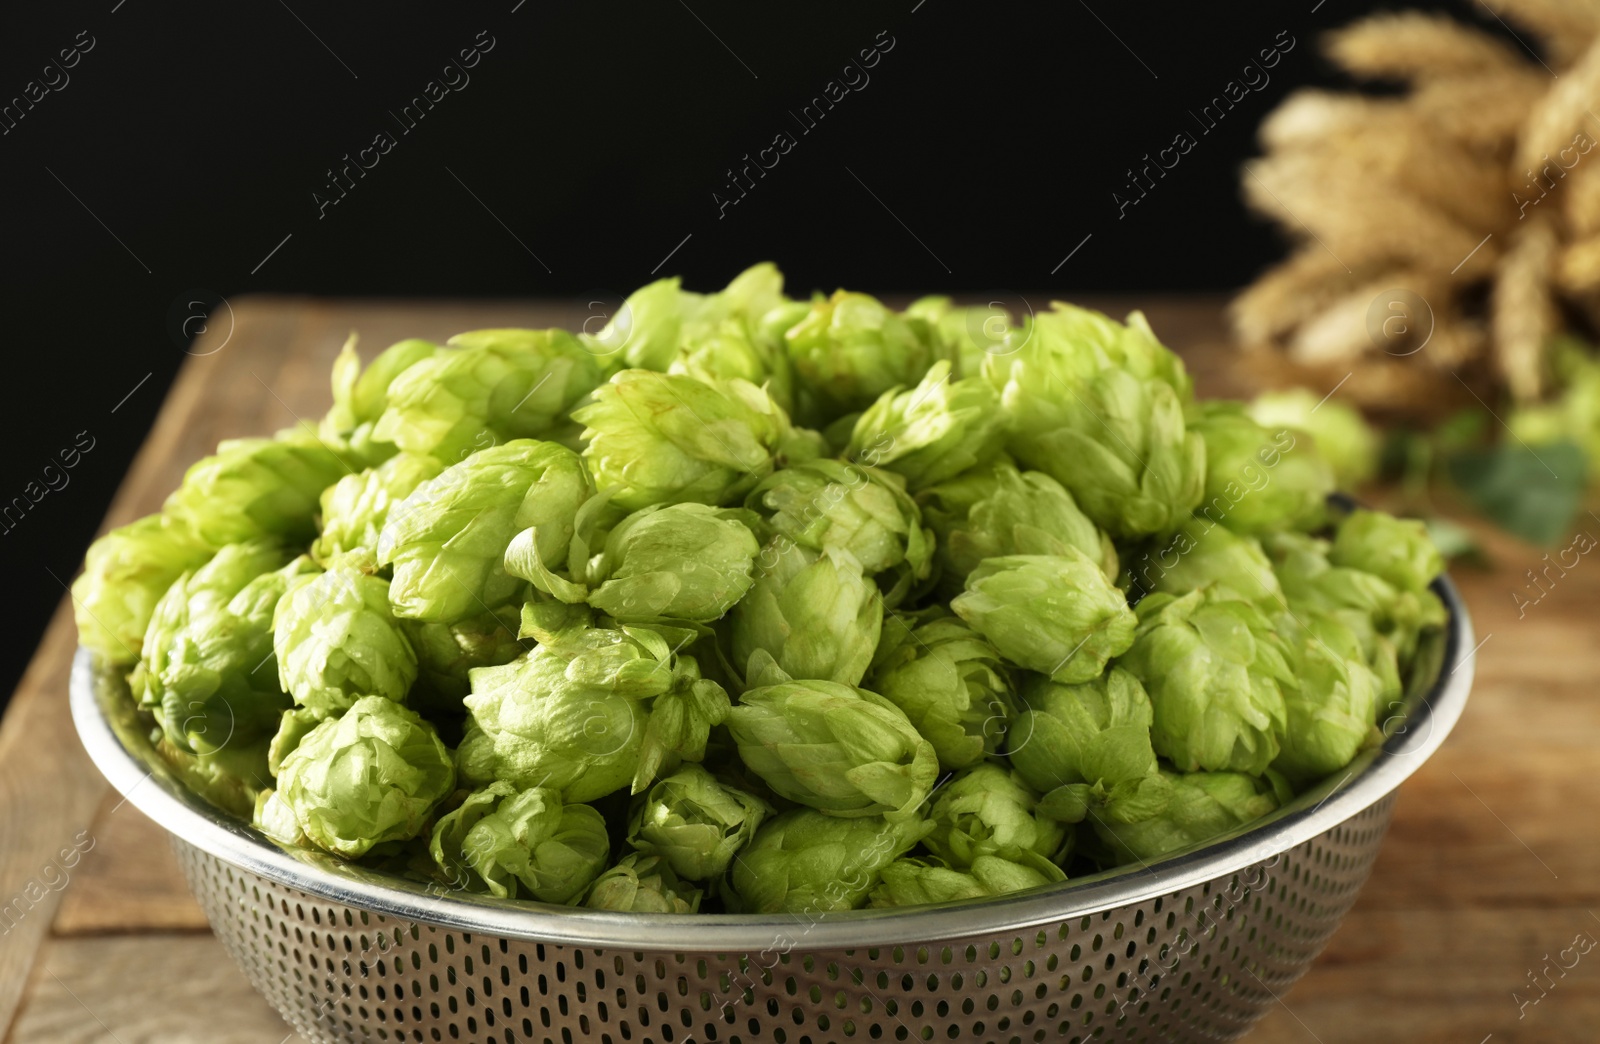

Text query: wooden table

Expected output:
[2,296,1595,1044]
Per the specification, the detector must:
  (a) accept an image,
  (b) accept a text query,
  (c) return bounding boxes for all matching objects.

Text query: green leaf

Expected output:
[1445,440,1587,546]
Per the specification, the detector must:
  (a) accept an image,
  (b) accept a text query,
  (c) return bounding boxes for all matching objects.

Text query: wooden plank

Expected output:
[0,602,105,1022]
[1249,906,1600,1043]
[7,934,306,1044]
[1363,749,1600,909]
[51,790,208,936]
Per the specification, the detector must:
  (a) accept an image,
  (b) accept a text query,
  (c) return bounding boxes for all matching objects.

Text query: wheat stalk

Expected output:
[1492,216,1560,400]
[1258,90,1392,148]
[1326,11,1528,81]
[1425,311,1490,370]
[1488,0,1600,68]
[1231,248,1379,348]
[1285,269,1465,369]
[1246,153,1496,277]
[1296,124,1512,232]
[1556,234,1600,292]
[1561,159,1600,235]
[1515,35,1600,174]
[1412,72,1551,150]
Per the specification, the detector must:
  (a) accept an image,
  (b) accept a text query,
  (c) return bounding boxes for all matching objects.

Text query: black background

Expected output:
[2,0,1484,705]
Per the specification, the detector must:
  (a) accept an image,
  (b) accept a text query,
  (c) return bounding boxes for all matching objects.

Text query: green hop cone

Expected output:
[915,457,1014,532]
[593,263,787,374]
[694,723,787,808]
[1266,534,1400,700]
[516,597,595,649]
[900,295,954,335]
[844,361,1008,490]
[583,853,702,913]
[746,459,933,582]
[669,318,797,417]
[591,276,700,373]
[267,706,323,778]
[869,853,1065,908]
[323,425,398,473]
[312,453,443,563]
[730,543,884,687]
[457,627,678,802]
[511,503,759,625]
[1247,388,1380,489]
[725,679,938,820]
[1009,669,1170,830]
[1187,401,1333,534]
[326,336,436,431]
[710,261,791,327]
[1006,668,1158,796]
[757,296,814,348]
[923,763,1066,869]
[125,539,279,643]
[630,651,732,793]
[371,330,606,460]
[1118,586,1293,775]
[429,781,609,903]
[819,411,865,457]
[727,808,931,913]
[764,294,819,347]
[867,612,1015,770]
[1031,367,1203,539]
[903,295,1024,380]
[163,436,350,550]
[1128,518,1283,605]
[951,551,1136,685]
[152,733,273,820]
[924,462,1116,595]
[784,290,943,423]
[1270,605,1384,784]
[72,514,213,667]
[575,369,801,511]
[276,695,455,859]
[986,304,1201,538]
[628,763,771,881]
[446,328,610,442]
[405,605,525,712]
[984,302,1192,424]
[1034,772,1173,835]
[252,787,306,847]
[135,543,307,756]
[1091,769,1289,864]
[378,439,591,623]
[273,553,418,717]
[1330,509,1444,596]
[1267,529,1441,676]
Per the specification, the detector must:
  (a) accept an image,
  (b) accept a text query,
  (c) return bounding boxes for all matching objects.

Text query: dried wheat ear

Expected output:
[1235,5,1600,416]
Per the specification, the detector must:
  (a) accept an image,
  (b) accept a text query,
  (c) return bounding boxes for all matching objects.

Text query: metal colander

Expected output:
[70,577,1473,1044]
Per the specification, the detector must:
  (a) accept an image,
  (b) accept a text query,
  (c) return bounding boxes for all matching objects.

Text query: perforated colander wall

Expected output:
[175,796,1392,1044]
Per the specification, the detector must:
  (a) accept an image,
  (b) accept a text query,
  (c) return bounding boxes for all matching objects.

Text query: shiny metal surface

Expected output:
[71,576,1474,1043]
